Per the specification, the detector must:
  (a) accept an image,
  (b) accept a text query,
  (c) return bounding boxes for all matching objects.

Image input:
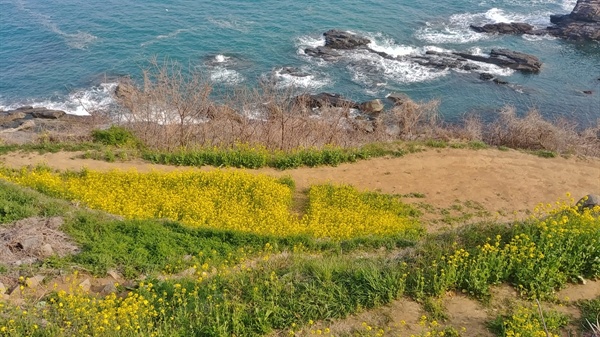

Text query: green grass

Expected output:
[533,150,557,158]
[0,180,68,223]
[578,297,600,333]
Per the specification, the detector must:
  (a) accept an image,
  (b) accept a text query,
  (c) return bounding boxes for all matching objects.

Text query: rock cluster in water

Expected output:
[304,29,543,74]
[470,0,600,41]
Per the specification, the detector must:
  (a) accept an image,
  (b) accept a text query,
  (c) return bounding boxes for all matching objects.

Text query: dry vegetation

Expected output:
[110,59,600,156]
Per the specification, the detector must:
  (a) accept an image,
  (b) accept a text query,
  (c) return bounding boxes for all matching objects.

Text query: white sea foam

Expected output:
[267,67,330,90]
[295,34,326,56]
[0,83,117,116]
[471,62,515,77]
[346,50,449,87]
[522,34,557,41]
[415,8,553,44]
[367,36,420,57]
[215,54,229,63]
[209,67,244,85]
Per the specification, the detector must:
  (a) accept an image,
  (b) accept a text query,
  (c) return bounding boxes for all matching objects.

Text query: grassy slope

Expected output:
[0,176,598,336]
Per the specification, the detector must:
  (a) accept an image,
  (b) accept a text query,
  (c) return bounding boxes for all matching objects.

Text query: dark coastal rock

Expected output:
[546,20,600,41]
[386,92,411,105]
[470,22,534,34]
[304,46,341,60]
[480,73,495,81]
[470,0,600,41]
[359,99,384,114]
[295,93,359,109]
[479,73,509,85]
[31,109,66,119]
[570,0,600,22]
[277,67,310,77]
[323,29,371,50]
[3,106,66,119]
[305,30,542,78]
[412,51,482,71]
[454,49,542,73]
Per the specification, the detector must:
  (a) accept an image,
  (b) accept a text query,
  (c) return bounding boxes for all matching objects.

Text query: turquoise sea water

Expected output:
[0,0,598,125]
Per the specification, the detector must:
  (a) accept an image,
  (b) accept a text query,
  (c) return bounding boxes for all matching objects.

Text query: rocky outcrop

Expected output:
[0,106,94,144]
[359,99,384,114]
[386,93,411,105]
[2,106,66,119]
[323,29,371,50]
[470,22,534,34]
[470,0,600,41]
[479,73,509,85]
[303,46,341,60]
[295,92,359,109]
[455,49,542,73]
[306,30,542,74]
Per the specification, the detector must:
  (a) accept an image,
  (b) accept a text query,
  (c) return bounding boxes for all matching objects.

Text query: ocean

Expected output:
[0,0,598,125]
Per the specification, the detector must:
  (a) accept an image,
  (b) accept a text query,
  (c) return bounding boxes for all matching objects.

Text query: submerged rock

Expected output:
[295,92,359,109]
[455,49,542,73]
[470,22,534,34]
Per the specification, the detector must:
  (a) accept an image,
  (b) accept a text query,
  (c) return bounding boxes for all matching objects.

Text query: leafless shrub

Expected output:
[484,106,600,156]
[383,98,441,140]
[111,59,599,157]
[114,58,213,150]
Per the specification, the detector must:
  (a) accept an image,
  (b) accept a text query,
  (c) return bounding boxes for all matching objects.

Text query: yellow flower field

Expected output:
[0,167,422,240]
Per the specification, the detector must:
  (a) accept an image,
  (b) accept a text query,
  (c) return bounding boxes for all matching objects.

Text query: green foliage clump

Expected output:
[0,180,67,223]
[488,304,569,337]
[578,297,600,332]
[91,126,139,147]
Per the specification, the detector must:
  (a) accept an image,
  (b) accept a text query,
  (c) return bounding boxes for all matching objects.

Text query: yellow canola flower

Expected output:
[0,168,423,240]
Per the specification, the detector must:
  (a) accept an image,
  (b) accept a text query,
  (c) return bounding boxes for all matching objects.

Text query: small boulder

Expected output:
[479,73,495,81]
[386,92,411,105]
[31,108,65,119]
[39,244,54,257]
[577,194,600,212]
[360,99,385,114]
[79,279,91,292]
[101,282,118,295]
[25,275,45,288]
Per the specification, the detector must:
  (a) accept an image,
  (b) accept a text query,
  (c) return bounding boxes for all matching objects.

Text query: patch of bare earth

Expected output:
[0,217,78,266]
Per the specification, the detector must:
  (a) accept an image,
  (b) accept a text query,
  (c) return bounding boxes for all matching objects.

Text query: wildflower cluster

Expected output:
[430,197,600,299]
[302,184,423,240]
[0,277,157,337]
[0,167,295,236]
[0,168,423,240]
[490,304,569,337]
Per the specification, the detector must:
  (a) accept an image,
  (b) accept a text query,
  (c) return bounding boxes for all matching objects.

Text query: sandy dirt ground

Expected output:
[2,147,598,217]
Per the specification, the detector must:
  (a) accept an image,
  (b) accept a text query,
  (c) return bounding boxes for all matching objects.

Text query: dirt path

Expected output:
[2,148,598,218]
